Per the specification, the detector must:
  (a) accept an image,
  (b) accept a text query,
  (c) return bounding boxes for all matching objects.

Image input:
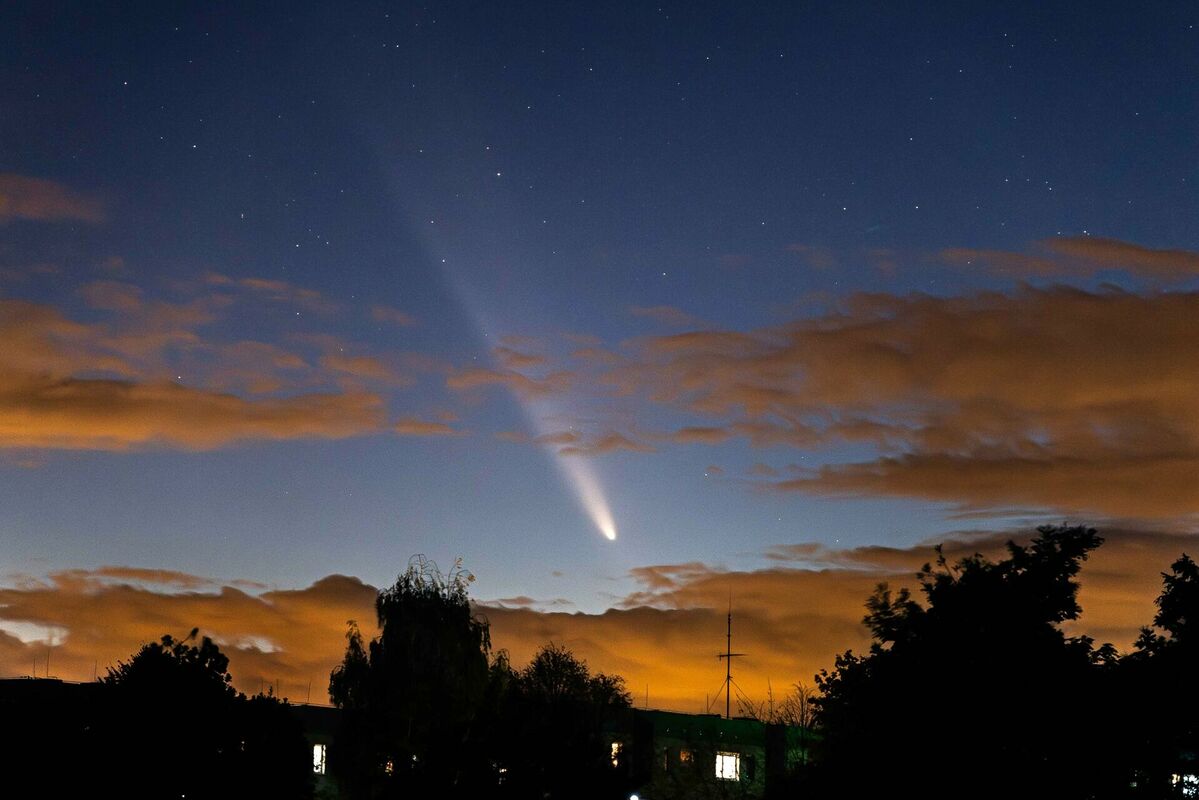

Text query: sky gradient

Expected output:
[2,2,1198,709]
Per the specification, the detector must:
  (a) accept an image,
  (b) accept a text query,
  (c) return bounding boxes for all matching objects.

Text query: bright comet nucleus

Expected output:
[560,456,618,541]
[408,202,620,543]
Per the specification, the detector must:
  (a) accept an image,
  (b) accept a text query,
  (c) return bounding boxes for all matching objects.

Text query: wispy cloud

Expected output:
[371,305,419,327]
[942,236,1199,280]
[446,367,573,398]
[394,417,463,436]
[629,305,707,328]
[0,174,104,223]
[559,432,655,457]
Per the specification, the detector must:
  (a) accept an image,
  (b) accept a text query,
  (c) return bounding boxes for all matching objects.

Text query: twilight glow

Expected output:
[2,2,1197,713]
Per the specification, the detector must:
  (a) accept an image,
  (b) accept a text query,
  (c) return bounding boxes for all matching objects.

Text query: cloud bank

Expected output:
[3,527,1192,709]
[536,284,1199,520]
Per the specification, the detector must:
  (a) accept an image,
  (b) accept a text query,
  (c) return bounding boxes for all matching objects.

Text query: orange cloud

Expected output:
[942,236,1199,280]
[318,354,413,388]
[0,291,419,451]
[0,376,386,451]
[597,286,1199,518]
[370,305,419,327]
[488,527,1199,708]
[3,528,1190,710]
[558,432,655,457]
[0,570,377,700]
[200,340,310,394]
[446,368,572,398]
[1044,236,1199,278]
[0,174,104,223]
[534,430,582,446]
[79,280,144,312]
[203,272,334,312]
[785,244,837,270]
[668,426,733,445]
[493,346,548,370]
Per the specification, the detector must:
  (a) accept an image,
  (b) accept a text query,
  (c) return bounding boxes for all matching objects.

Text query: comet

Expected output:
[413,229,619,542]
[509,392,619,542]
[552,430,618,541]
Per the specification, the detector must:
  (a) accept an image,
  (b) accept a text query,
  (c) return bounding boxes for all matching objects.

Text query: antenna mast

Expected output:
[716,595,745,719]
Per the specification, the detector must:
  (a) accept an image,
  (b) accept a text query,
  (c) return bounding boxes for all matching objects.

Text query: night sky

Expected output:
[2,2,1199,708]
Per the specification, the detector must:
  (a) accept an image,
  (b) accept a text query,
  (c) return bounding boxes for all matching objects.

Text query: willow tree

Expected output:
[329,556,494,797]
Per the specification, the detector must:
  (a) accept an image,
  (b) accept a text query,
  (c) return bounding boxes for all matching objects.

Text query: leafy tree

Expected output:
[1137,553,1199,651]
[811,525,1118,799]
[328,556,495,797]
[101,629,312,800]
[491,642,633,800]
[105,627,237,699]
[1122,554,1199,796]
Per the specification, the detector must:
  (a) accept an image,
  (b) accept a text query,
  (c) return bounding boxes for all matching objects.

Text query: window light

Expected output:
[715,751,740,781]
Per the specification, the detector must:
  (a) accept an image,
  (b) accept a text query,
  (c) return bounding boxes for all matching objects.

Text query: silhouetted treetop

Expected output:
[859,524,1103,654]
[812,525,1114,799]
[101,629,311,800]
[491,642,632,800]
[328,555,495,798]
[1136,552,1199,653]
[517,642,631,709]
[373,554,491,663]
[104,627,237,700]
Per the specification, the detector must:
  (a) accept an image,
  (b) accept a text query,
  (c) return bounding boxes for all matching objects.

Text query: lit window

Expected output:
[1173,774,1199,798]
[715,751,740,781]
[312,744,327,775]
[611,741,624,767]
[679,748,693,765]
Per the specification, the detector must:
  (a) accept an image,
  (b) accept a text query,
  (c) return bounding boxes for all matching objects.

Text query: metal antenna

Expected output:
[716,593,745,720]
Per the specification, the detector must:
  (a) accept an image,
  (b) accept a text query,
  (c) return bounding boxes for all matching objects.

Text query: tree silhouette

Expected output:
[101,629,312,799]
[1122,554,1199,796]
[811,525,1118,799]
[328,556,495,797]
[491,642,633,800]
[739,680,816,729]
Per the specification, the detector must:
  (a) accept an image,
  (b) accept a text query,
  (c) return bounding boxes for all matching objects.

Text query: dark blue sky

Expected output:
[2,1,1197,617]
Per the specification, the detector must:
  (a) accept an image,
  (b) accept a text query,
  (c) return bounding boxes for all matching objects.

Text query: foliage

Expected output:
[1121,554,1199,796]
[105,627,237,699]
[811,525,1119,799]
[491,642,633,800]
[328,556,495,797]
[1136,553,1199,652]
[101,629,312,800]
[329,555,634,800]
